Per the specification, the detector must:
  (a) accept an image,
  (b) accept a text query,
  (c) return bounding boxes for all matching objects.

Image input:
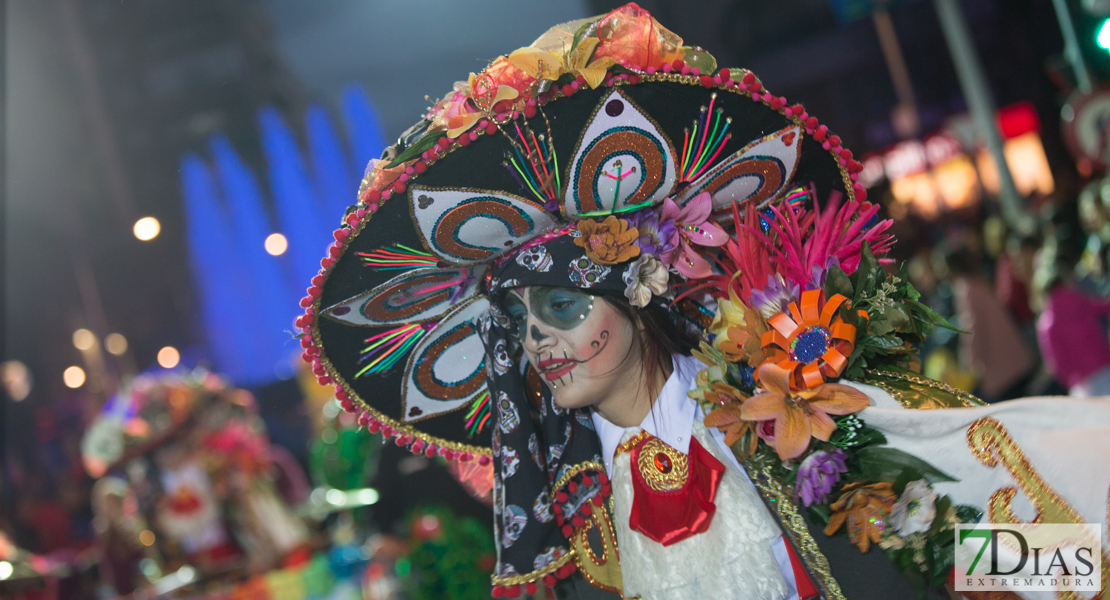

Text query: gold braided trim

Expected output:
[614,430,651,455]
[490,547,575,587]
[746,462,846,600]
[862,369,984,409]
[553,460,607,494]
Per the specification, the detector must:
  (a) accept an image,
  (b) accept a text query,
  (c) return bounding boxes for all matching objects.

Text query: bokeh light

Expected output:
[157,346,180,368]
[105,333,129,356]
[1,360,33,401]
[133,216,161,241]
[72,328,96,351]
[63,366,86,388]
[264,232,288,256]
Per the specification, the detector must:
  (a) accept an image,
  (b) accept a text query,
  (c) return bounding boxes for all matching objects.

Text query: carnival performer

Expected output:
[299,4,1110,598]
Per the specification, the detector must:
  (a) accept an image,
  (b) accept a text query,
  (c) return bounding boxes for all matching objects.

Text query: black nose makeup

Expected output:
[530,324,549,343]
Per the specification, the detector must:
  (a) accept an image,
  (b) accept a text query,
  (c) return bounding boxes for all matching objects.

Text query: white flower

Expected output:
[889,479,937,535]
[622,255,669,308]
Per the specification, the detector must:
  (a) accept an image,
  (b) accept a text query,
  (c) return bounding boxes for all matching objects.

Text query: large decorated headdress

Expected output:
[298,3,880,594]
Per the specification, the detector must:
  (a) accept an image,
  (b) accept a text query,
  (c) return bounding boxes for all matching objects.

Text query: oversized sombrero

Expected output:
[299,3,863,451]
[297,3,867,593]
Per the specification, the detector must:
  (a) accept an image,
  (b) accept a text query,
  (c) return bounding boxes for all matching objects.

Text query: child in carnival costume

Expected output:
[301,5,1110,598]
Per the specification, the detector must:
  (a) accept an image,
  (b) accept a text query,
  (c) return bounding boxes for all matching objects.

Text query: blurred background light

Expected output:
[157,346,180,369]
[264,232,288,256]
[1,360,32,401]
[63,366,86,389]
[72,328,97,351]
[104,333,129,355]
[133,216,161,241]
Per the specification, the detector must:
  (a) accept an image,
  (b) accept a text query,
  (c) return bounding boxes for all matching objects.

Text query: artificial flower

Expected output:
[755,420,775,444]
[710,285,759,363]
[824,481,897,553]
[592,3,685,71]
[470,56,533,108]
[760,289,863,391]
[795,449,848,507]
[427,81,476,134]
[704,399,759,459]
[749,273,800,319]
[508,36,617,89]
[658,192,728,279]
[622,255,669,307]
[739,363,870,460]
[888,480,938,536]
[574,216,641,265]
[629,209,677,256]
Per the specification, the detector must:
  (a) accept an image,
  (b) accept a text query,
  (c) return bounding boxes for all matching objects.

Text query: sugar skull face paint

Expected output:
[503,286,642,411]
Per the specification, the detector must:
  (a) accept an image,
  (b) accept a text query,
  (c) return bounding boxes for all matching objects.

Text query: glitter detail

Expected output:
[790,326,831,364]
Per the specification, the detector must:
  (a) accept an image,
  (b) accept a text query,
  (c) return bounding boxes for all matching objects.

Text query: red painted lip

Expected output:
[537,358,575,381]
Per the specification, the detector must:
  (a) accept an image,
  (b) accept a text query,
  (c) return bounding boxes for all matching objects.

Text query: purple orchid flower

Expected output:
[794,449,848,507]
[630,210,678,257]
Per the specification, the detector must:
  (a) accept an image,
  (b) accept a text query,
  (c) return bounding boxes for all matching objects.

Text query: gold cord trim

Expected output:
[746,462,846,600]
[490,548,575,586]
[553,460,607,493]
[863,369,984,409]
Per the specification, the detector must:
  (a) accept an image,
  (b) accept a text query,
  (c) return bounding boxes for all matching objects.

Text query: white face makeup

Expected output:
[503,286,642,411]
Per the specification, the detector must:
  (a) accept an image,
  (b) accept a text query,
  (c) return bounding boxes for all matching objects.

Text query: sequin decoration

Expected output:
[790,326,831,364]
[675,125,803,218]
[411,187,558,265]
[324,267,480,327]
[563,89,676,217]
[401,298,490,423]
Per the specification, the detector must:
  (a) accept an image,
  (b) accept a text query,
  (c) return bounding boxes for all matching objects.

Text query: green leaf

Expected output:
[955,504,983,524]
[680,46,718,74]
[862,335,904,350]
[928,495,953,535]
[856,447,957,485]
[571,18,600,51]
[892,468,924,496]
[806,503,831,526]
[825,264,854,299]
[851,242,881,305]
[904,299,964,333]
[386,131,447,169]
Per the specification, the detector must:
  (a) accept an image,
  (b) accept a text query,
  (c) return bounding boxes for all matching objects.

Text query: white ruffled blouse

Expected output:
[590,353,802,600]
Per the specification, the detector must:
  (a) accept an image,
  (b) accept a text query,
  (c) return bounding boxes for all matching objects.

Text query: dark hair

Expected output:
[598,293,701,386]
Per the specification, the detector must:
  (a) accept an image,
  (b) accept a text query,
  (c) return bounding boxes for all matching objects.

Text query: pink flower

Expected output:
[657,192,727,279]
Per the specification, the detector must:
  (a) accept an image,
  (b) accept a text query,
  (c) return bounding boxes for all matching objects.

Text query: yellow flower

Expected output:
[710,287,752,362]
[739,363,871,460]
[508,37,617,89]
[573,216,640,265]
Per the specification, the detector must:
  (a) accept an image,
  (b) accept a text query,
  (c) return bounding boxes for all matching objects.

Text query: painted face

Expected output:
[503,286,641,410]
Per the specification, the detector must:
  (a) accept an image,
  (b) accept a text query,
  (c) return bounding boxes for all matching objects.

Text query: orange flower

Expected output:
[592,3,685,70]
[471,56,534,109]
[760,289,867,391]
[823,481,896,553]
[704,400,759,459]
[574,216,640,265]
[739,363,870,460]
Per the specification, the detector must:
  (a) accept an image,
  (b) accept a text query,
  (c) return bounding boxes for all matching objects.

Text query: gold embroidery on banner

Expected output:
[635,438,689,492]
[746,463,846,600]
[967,417,1110,600]
[571,501,623,594]
[863,369,984,409]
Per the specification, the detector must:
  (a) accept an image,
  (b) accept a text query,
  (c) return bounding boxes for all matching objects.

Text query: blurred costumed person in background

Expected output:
[298,4,1110,598]
[82,370,310,594]
[1036,200,1110,397]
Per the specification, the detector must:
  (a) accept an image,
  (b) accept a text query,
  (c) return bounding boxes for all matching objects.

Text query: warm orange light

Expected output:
[932,155,981,210]
[139,530,156,546]
[976,133,1055,197]
[105,333,128,356]
[157,347,180,369]
[63,366,86,388]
